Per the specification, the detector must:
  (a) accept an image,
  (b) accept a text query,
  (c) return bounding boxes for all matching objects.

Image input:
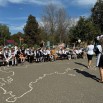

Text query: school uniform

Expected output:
[26,49,34,63]
[4,49,11,66]
[11,50,17,66]
[35,49,41,62]
[0,50,4,65]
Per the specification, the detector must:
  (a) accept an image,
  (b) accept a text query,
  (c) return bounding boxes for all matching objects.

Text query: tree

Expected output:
[10,32,24,46]
[42,3,57,44]
[38,27,48,42]
[69,17,99,45]
[42,3,70,44]
[23,15,40,46]
[0,24,11,46]
[56,8,70,43]
[91,0,103,33]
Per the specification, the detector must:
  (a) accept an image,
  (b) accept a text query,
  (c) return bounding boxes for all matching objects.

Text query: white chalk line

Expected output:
[0,61,97,103]
[6,67,76,103]
[2,65,28,70]
[2,63,43,70]
[0,64,28,99]
[0,67,15,102]
[0,66,76,103]
[0,67,14,84]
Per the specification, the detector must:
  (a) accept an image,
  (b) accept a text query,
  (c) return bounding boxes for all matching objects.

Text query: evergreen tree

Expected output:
[91,0,103,33]
[69,17,99,44]
[23,15,40,46]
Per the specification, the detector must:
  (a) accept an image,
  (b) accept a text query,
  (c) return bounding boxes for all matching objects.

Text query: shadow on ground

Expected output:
[74,62,87,68]
[74,68,99,82]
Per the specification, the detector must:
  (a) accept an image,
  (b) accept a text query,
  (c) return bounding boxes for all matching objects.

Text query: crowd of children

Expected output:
[0,45,84,67]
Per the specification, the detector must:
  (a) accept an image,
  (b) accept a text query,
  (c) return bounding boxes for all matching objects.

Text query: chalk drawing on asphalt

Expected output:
[0,65,76,103]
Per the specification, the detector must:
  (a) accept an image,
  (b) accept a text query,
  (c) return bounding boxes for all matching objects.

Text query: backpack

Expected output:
[93,45,100,55]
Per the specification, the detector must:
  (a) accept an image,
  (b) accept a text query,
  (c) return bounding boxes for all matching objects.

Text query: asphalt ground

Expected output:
[0,57,103,103]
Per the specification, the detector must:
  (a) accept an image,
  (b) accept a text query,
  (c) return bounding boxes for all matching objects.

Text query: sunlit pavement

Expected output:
[0,57,103,103]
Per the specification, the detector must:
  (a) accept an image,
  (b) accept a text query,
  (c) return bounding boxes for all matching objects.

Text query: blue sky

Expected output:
[0,0,97,34]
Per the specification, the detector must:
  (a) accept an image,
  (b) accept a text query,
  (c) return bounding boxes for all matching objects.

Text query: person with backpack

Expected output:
[96,35,103,83]
[94,40,102,67]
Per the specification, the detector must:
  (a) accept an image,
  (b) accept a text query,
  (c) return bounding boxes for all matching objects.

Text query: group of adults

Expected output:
[86,35,103,83]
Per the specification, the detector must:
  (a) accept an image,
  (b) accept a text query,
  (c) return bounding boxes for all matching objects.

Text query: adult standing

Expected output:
[86,41,94,69]
[95,41,102,67]
[96,35,103,83]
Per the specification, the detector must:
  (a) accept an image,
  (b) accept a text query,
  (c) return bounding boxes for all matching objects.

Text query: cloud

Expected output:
[0,0,65,7]
[70,17,79,26]
[72,0,97,6]
[80,13,91,18]
[0,0,8,6]
[9,17,45,34]
[0,0,97,7]
[28,0,63,5]
[9,23,25,34]
[0,20,7,24]
[9,19,44,34]
[8,0,24,3]
[0,0,25,6]
[6,17,27,21]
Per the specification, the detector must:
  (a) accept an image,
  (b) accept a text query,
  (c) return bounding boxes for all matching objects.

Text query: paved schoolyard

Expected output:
[0,58,103,103]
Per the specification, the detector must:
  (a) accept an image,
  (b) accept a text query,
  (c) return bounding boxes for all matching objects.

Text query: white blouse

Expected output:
[87,44,94,55]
